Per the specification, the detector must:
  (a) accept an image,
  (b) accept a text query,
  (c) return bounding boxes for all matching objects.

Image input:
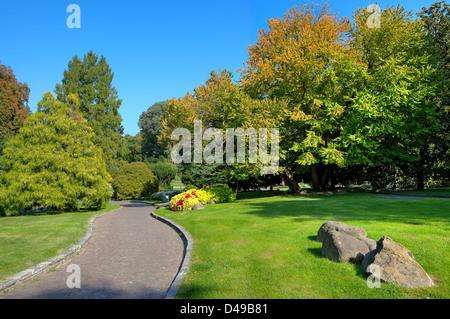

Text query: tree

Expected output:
[417,1,450,187]
[138,101,169,160]
[0,92,111,214]
[123,133,144,163]
[54,51,127,173]
[112,162,160,199]
[238,3,360,191]
[0,62,30,156]
[344,4,443,189]
[418,1,450,75]
[158,70,284,189]
[145,159,177,189]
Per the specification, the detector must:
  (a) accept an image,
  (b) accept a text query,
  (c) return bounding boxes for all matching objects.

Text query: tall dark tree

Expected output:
[138,101,168,160]
[0,62,30,156]
[55,51,127,172]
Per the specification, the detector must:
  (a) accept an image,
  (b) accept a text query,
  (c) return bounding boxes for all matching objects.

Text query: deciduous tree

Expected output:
[0,62,30,155]
[239,3,361,191]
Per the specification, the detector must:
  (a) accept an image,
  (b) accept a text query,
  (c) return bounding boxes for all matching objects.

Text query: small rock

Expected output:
[192,203,205,210]
[362,237,434,288]
[207,200,216,205]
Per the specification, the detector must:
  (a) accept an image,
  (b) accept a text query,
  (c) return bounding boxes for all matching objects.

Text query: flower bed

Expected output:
[169,187,236,211]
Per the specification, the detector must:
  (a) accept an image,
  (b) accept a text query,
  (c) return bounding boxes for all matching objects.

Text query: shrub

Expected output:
[169,187,236,211]
[112,162,160,199]
[170,189,205,211]
[146,161,178,189]
[204,187,236,203]
[183,184,198,192]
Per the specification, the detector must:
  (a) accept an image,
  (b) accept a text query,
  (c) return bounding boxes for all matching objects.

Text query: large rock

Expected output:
[317,221,368,243]
[362,237,434,289]
[321,230,375,263]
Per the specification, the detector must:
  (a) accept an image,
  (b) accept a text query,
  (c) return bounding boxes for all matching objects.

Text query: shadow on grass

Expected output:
[238,193,448,225]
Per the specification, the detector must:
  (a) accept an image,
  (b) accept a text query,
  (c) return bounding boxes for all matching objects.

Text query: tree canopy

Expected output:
[0,62,30,155]
[55,51,127,173]
[0,92,111,213]
[138,101,169,160]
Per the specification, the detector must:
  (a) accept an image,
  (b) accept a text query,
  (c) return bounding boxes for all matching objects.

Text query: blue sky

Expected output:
[0,0,436,136]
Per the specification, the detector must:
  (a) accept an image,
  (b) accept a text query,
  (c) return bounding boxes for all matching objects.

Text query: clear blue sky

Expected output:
[0,0,436,136]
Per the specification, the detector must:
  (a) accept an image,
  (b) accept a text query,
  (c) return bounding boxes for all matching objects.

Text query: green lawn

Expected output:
[157,193,450,299]
[0,204,120,283]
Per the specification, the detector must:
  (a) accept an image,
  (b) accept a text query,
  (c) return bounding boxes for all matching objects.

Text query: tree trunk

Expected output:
[311,165,321,191]
[311,164,330,191]
[320,165,329,190]
[282,167,300,193]
[417,148,426,190]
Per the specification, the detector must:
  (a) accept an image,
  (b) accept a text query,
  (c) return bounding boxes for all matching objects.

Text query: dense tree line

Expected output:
[156,2,449,191]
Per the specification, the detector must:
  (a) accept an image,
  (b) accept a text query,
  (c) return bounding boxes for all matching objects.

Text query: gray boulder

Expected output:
[317,221,368,243]
[362,237,434,289]
[321,230,374,263]
[207,200,216,205]
[192,203,205,210]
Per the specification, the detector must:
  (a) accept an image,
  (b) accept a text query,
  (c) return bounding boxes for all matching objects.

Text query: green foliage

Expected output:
[54,51,127,173]
[145,160,177,189]
[138,101,169,159]
[1,92,111,214]
[417,1,450,187]
[183,184,198,192]
[204,187,236,204]
[123,133,143,163]
[179,163,226,188]
[112,162,160,199]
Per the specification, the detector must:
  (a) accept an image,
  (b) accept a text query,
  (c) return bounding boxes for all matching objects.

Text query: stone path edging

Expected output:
[150,209,193,299]
[0,206,123,294]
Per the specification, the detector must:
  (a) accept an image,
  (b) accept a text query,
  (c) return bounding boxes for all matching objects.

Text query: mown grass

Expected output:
[0,203,120,283]
[157,192,449,299]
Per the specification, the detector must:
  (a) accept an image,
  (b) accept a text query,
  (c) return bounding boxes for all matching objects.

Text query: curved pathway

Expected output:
[0,201,184,299]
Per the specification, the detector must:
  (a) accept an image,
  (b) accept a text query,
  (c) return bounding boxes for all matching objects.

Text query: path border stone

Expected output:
[0,206,123,294]
[150,209,193,299]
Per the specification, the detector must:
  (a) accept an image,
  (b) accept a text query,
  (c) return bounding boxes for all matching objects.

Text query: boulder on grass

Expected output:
[317,221,368,243]
[362,236,434,289]
[321,230,374,263]
[192,203,205,210]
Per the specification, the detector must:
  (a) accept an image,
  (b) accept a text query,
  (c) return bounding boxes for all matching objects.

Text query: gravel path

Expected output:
[0,201,184,299]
